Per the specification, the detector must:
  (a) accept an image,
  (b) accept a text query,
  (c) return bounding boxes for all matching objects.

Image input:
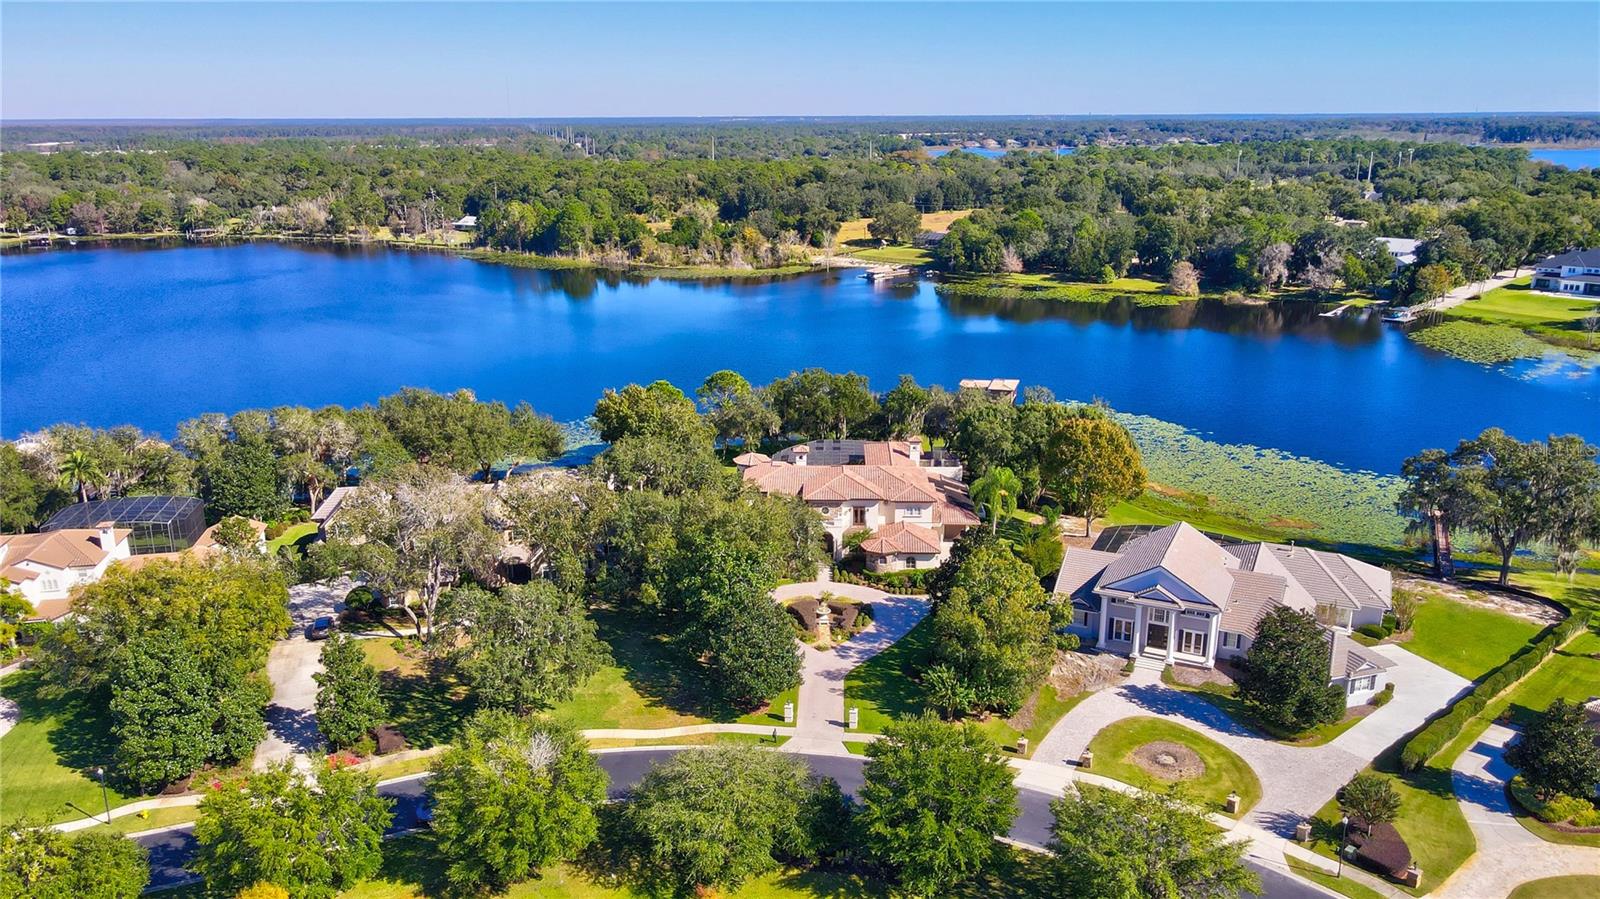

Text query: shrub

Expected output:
[1356,623,1391,640]
[1058,632,1081,652]
[1401,611,1591,771]
[1370,683,1395,708]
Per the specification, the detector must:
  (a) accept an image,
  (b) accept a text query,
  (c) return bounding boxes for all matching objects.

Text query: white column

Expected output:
[1097,598,1110,647]
[1206,613,1220,667]
[1134,605,1145,656]
[1165,611,1176,664]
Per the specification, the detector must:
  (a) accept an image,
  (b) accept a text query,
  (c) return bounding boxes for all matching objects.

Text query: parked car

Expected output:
[306,616,334,640]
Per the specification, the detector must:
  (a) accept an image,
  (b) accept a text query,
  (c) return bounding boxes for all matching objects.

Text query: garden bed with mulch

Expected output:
[1130,741,1206,781]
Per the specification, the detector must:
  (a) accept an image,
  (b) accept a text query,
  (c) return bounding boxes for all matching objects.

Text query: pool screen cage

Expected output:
[41,495,208,555]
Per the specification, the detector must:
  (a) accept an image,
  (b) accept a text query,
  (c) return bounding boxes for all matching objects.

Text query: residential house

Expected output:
[1530,248,1600,298]
[452,215,478,231]
[0,524,131,621]
[312,486,358,540]
[1377,237,1419,268]
[42,495,206,555]
[1053,522,1395,706]
[957,378,1021,404]
[739,439,979,572]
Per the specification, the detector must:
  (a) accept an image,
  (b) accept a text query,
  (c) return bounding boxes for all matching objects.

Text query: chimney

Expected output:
[96,521,118,552]
[792,445,809,467]
[909,437,922,464]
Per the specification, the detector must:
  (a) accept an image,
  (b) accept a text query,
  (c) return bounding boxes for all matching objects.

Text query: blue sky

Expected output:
[3,2,1596,119]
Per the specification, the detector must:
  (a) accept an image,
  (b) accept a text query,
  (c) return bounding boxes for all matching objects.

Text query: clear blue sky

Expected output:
[3,2,1596,119]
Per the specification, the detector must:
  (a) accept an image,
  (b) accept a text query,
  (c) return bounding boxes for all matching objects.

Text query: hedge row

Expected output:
[831,566,929,593]
[1400,610,1592,771]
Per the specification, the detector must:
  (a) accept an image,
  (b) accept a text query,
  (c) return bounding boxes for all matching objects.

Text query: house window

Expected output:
[1349,675,1377,694]
[1180,629,1207,657]
[42,576,60,592]
[1150,608,1171,624]
[1110,618,1134,643]
[1221,632,1245,651]
[852,507,867,526]
[1072,609,1097,630]
[905,557,918,569]
[1315,604,1353,629]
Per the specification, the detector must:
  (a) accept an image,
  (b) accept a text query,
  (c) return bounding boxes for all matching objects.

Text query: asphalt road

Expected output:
[137,749,1324,898]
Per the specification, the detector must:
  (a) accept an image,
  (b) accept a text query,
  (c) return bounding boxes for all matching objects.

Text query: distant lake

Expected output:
[1529,147,1600,169]
[927,146,1075,158]
[2,243,1595,474]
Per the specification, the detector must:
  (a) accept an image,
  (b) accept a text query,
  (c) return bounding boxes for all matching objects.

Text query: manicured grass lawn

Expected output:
[1497,627,1600,726]
[1306,756,1474,896]
[1447,280,1598,331]
[266,521,318,554]
[0,669,139,824]
[81,803,201,835]
[1400,589,1542,681]
[846,245,932,265]
[1285,858,1387,899]
[586,732,791,750]
[360,639,475,748]
[972,684,1090,758]
[1508,876,1600,899]
[1083,716,1263,817]
[843,617,935,733]
[937,273,1183,307]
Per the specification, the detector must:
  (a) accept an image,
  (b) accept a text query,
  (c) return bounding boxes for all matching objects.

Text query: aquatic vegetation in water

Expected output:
[1408,321,1550,364]
[936,275,1182,307]
[1116,413,1408,547]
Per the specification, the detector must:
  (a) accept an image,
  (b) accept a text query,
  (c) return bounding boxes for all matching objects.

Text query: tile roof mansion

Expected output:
[737,439,979,572]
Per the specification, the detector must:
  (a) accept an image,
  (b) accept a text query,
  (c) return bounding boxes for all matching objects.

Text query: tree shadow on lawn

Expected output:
[845,617,935,723]
[377,662,476,750]
[3,669,124,790]
[589,605,754,723]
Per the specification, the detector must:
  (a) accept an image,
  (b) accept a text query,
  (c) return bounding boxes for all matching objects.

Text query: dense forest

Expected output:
[4,128,1599,298]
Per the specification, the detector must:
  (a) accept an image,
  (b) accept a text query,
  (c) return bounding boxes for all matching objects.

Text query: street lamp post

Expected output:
[1337,815,1350,878]
[94,766,112,824]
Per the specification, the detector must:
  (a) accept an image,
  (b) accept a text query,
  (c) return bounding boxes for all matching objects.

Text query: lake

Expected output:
[1529,147,1600,169]
[2,243,1595,474]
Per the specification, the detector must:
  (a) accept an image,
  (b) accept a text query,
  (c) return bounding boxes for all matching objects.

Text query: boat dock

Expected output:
[862,264,915,282]
[1320,303,1353,318]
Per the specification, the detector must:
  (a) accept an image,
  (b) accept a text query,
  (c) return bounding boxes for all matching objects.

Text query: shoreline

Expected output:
[0,231,853,281]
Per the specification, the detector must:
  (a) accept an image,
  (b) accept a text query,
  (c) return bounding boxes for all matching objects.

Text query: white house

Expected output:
[739,440,978,572]
[1054,522,1395,706]
[0,524,131,621]
[452,215,478,231]
[1377,237,1420,268]
[1530,248,1600,298]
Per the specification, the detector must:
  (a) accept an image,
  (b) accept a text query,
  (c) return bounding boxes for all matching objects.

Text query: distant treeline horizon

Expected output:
[5,113,1599,154]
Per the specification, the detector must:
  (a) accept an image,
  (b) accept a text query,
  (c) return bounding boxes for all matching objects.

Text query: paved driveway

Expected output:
[772,581,929,756]
[253,579,356,770]
[1033,644,1470,836]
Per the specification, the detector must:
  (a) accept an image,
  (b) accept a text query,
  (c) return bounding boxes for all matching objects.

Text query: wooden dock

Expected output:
[862,264,915,282]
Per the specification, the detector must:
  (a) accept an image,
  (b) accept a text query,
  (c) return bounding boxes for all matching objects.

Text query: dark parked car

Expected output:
[306,616,334,640]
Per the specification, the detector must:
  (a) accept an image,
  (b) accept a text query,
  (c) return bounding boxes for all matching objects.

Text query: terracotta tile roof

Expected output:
[0,528,127,571]
[29,597,73,621]
[743,463,942,504]
[860,522,943,555]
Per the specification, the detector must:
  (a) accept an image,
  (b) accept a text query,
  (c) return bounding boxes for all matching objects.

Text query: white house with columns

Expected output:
[1054,522,1396,706]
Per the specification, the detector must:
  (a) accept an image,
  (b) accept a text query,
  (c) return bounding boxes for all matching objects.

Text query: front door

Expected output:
[1145,622,1169,653]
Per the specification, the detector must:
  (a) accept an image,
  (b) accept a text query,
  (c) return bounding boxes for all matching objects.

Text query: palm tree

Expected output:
[970,466,1022,534]
[57,450,105,504]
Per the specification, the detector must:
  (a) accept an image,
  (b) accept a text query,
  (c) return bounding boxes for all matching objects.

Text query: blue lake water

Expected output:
[2,243,1595,474]
[1529,147,1600,169]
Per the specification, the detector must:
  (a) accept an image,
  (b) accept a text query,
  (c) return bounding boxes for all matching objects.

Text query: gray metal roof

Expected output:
[1534,248,1600,269]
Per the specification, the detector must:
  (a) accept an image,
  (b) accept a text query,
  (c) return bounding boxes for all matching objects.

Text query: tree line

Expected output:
[6,136,1597,290]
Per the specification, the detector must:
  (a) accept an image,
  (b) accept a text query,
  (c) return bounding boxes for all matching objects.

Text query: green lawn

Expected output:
[1399,588,1543,681]
[971,684,1091,758]
[843,616,935,733]
[846,245,932,265]
[0,669,139,824]
[360,640,476,749]
[1083,716,1263,817]
[1284,858,1388,899]
[1508,876,1600,899]
[1306,756,1475,895]
[1446,279,1599,337]
[266,521,318,555]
